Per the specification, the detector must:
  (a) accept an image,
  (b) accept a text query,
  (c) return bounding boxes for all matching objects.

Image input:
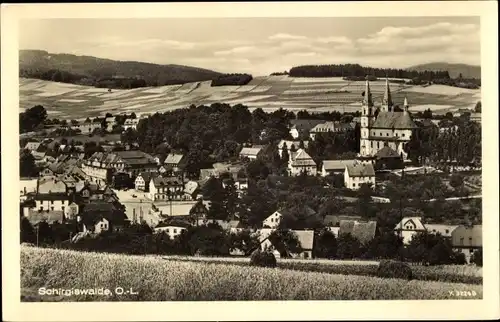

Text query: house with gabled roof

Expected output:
[321,159,357,176]
[374,145,404,170]
[344,161,375,190]
[289,119,326,139]
[134,172,159,191]
[78,201,128,234]
[24,141,41,152]
[257,229,315,259]
[239,146,263,160]
[148,176,186,201]
[288,149,317,176]
[163,153,186,176]
[309,121,352,140]
[277,140,308,158]
[394,216,461,246]
[263,206,317,229]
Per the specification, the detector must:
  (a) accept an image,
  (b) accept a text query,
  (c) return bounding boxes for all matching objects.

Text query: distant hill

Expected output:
[19,49,222,88]
[407,62,481,79]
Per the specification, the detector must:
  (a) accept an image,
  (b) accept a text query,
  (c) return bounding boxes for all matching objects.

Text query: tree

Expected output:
[470,248,482,266]
[356,183,374,218]
[228,229,260,255]
[449,173,464,189]
[19,105,47,133]
[268,228,302,257]
[336,233,363,259]
[20,217,36,244]
[474,101,481,113]
[246,160,270,181]
[313,229,337,259]
[422,108,433,119]
[20,149,38,177]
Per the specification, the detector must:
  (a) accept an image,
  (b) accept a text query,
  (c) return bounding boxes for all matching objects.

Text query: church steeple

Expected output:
[382,77,393,112]
[363,79,373,107]
[403,96,409,113]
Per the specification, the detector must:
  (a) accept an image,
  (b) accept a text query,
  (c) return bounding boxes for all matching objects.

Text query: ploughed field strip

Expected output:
[19,76,480,119]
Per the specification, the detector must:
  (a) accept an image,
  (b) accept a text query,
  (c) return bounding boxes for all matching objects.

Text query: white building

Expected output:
[394,216,460,245]
[344,161,375,190]
[123,118,140,131]
[288,149,317,176]
[277,140,308,158]
[154,225,187,240]
[262,211,283,228]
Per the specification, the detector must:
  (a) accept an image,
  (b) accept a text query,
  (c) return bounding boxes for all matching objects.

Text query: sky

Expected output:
[19,17,480,76]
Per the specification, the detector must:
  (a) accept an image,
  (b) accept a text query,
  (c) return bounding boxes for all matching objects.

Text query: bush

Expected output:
[377,260,413,281]
[470,248,482,266]
[250,249,277,268]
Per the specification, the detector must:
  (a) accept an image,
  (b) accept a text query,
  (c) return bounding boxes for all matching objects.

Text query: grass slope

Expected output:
[21,246,482,301]
[20,49,222,85]
[19,76,481,120]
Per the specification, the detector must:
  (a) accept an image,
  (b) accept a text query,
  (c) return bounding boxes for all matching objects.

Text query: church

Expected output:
[359,79,418,161]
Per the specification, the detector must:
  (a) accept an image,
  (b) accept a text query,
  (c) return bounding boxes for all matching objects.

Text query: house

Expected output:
[339,220,378,245]
[24,141,41,151]
[470,113,481,123]
[65,202,80,220]
[199,162,245,181]
[263,206,317,229]
[37,177,67,194]
[82,151,157,185]
[289,119,325,139]
[288,149,317,176]
[123,118,140,131]
[309,121,351,140]
[393,217,427,245]
[154,224,188,239]
[321,160,356,177]
[189,200,211,221]
[184,181,199,200]
[393,217,459,245]
[23,191,71,219]
[344,161,375,190]
[451,225,482,263]
[277,140,309,158]
[257,229,315,259]
[163,153,186,176]
[374,146,404,170]
[105,116,117,132]
[20,178,38,199]
[78,201,128,233]
[239,146,263,160]
[134,172,159,191]
[61,120,102,134]
[262,210,283,228]
[148,176,186,201]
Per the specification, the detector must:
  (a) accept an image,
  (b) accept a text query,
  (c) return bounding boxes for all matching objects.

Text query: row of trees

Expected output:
[21,215,471,265]
[288,64,451,80]
[20,105,48,133]
[211,73,253,86]
[405,118,481,168]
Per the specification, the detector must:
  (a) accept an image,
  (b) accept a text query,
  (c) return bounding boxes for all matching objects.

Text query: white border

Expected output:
[2,2,499,321]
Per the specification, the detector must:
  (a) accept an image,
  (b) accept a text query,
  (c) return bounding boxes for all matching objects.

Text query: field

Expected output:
[21,246,482,301]
[19,76,481,120]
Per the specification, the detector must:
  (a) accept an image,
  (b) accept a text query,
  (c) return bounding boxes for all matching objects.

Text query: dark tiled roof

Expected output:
[136,172,159,184]
[323,215,363,226]
[34,193,69,201]
[152,176,184,187]
[375,146,400,159]
[345,162,375,177]
[322,160,356,171]
[371,111,418,129]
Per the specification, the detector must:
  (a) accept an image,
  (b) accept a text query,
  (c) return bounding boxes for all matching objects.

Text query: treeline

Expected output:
[211,73,253,87]
[404,118,481,169]
[289,64,451,80]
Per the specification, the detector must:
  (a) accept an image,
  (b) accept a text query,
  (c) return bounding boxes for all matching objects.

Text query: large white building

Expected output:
[359,79,418,160]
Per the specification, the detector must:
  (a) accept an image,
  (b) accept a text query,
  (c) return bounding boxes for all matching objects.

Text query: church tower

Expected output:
[360,79,374,157]
[381,78,393,112]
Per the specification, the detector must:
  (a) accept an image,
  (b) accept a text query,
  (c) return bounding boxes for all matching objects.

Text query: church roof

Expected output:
[371,111,418,129]
[382,78,393,107]
[362,80,373,107]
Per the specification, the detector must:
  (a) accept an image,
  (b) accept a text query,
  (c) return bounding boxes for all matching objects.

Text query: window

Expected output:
[101,223,104,228]
[352,183,355,188]
[174,229,177,234]
[51,207,54,211]
[166,229,170,233]
[445,229,449,234]
[402,133,405,137]
[386,133,389,136]
[460,238,464,245]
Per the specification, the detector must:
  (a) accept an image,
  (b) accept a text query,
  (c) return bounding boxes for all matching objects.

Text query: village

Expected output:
[19,79,482,265]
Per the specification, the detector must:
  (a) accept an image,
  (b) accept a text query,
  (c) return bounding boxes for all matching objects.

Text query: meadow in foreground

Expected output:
[21,247,482,301]
[162,255,483,284]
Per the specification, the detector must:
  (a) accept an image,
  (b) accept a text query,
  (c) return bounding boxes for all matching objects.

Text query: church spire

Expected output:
[363,79,373,107]
[403,96,409,113]
[383,77,393,111]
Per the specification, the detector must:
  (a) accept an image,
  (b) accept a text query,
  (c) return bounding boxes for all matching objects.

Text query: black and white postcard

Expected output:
[2,2,499,321]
